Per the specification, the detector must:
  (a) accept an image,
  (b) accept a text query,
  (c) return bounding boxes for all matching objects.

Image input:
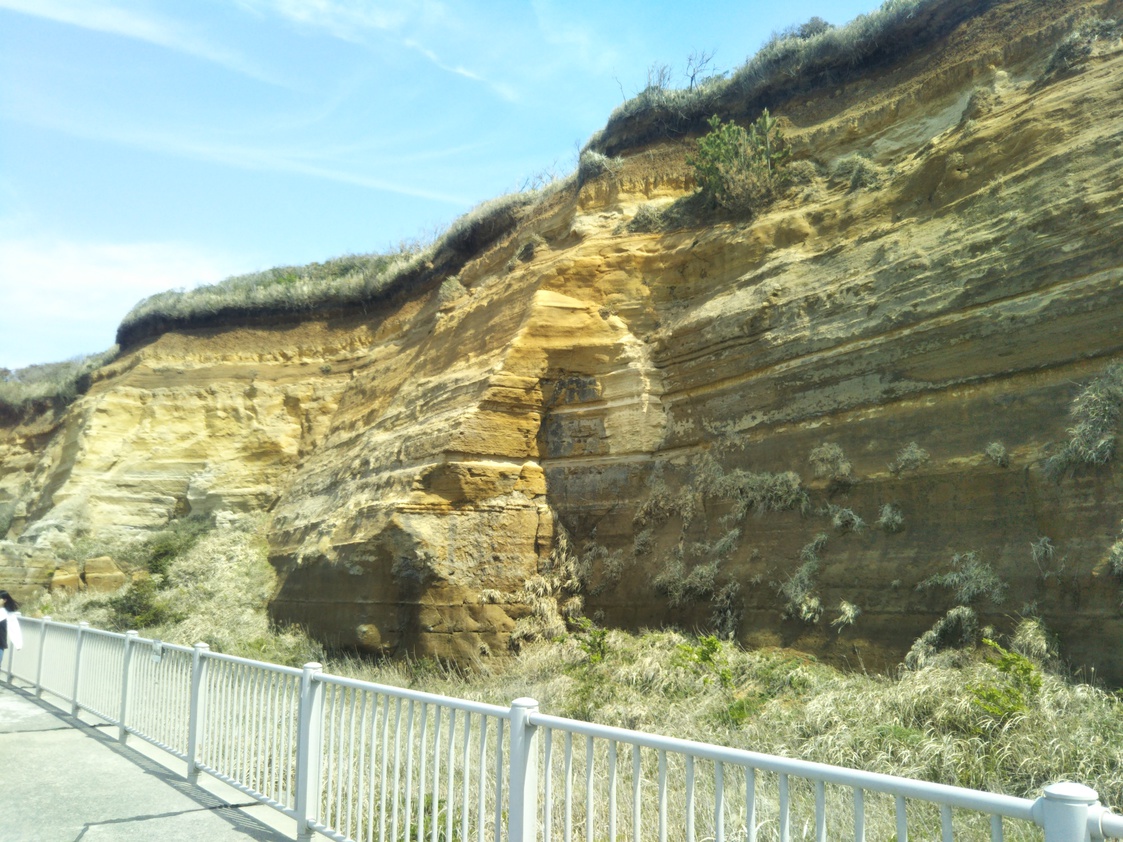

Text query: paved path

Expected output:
[0,682,296,842]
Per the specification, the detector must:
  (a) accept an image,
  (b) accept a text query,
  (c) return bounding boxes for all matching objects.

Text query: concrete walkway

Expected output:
[0,682,297,842]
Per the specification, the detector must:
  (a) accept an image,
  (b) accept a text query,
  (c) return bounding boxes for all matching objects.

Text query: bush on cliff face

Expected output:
[687,111,790,214]
[1045,361,1123,478]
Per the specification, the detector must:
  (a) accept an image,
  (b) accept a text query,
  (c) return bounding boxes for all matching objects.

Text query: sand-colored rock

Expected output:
[81,557,127,594]
[50,563,81,594]
[1,0,1122,676]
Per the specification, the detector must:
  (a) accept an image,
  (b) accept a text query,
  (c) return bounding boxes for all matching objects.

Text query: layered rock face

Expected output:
[2,0,1122,676]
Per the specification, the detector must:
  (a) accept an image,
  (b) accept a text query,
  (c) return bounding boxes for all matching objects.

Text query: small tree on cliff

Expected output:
[688,110,790,213]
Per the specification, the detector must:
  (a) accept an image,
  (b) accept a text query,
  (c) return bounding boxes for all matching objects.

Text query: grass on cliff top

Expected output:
[115,187,549,348]
[32,516,1123,811]
[0,348,118,417]
[585,0,971,156]
[112,0,976,350]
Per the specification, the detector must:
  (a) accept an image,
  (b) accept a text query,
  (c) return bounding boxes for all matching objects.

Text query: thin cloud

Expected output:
[241,0,519,101]
[0,0,277,83]
[3,101,473,207]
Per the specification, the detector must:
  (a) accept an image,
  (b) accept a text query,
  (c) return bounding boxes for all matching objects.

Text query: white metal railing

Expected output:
[4,615,1123,842]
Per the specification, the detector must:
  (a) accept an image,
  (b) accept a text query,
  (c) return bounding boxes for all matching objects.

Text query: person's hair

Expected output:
[0,591,17,611]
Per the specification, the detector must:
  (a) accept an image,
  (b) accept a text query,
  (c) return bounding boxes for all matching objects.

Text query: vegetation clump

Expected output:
[918,550,1007,606]
[0,349,117,416]
[1045,362,1123,478]
[808,442,853,486]
[1042,18,1121,81]
[889,441,930,475]
[687,111,790,214]
[877,503,904,533]
[985,441,1009,467]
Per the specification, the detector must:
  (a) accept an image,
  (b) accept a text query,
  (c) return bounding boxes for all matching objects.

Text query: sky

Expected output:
[0,0,882,371]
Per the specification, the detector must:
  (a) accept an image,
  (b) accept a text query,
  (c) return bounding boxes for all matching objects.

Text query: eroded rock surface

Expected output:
[2,0,1122,676]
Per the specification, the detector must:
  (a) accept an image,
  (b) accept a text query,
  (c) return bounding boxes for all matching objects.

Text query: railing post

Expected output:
[35,615,50,697]
[1035,782,1098,841]
[118,630,139,743]
[295,662,324,842]
[70,621,88,716]
[508,697,540,842]
[187,642,210,783]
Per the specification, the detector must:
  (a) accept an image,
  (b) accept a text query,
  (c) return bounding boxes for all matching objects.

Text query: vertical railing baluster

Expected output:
[990,813,1003,842]
[476,715,488,842]
[563,732,573,842]
[686,755,695,842]
[658,750,667,842]
[543,726,554,842]
[445,709,456,842]
[118,630,137,743]
[779,774,790,842]
[940,804,953,842]
[460,710,471,842]
[631,745,641,842]
[431,707,443,842]
[585,735,594,842]
[714,761,724,842]
[746,767,756,842]
[494,718,505,842]
[895,795,908,842]
[815,780,825,842]
[70,621,87,715]
[405,700,417,842]
[389,696,402,842]
[35,616,50,697]
[608,741,617,842]
[418,703,430,842]
[350,687,363,839]
[370,691,384,842]
[853,787,865,842]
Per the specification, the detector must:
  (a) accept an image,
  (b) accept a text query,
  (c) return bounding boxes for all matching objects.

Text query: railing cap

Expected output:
[1044,782,1099,804]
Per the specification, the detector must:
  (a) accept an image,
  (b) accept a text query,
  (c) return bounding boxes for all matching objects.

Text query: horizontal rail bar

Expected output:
[529,712,1036,821]
[314,673,511,719]
[199,650,304,676]
[194,763,299,818]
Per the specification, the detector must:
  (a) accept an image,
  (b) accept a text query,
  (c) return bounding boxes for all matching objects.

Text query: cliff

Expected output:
[3,0,1123,677]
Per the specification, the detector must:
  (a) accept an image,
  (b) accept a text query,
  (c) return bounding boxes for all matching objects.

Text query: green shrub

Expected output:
[674,635,733,688]
[877,504,904,533]
[687,111,790,214]
[127,516,212,579]
[1045,362,1123,478]
[827,504,865,534]
[625,203,666,234]
[106,579,180,630]
[918,551,1007,606]
[776,553,822,624]
[830,600,861,631]
[985,441,1009,467]
[904,606,979,669]
[1108,521,1123,579]
[889,441,930,475]
[830,154,885,191]
[808,442,852,482]
[576,618,609,664]
[576,150,623,188]
[969,639,1042,725]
